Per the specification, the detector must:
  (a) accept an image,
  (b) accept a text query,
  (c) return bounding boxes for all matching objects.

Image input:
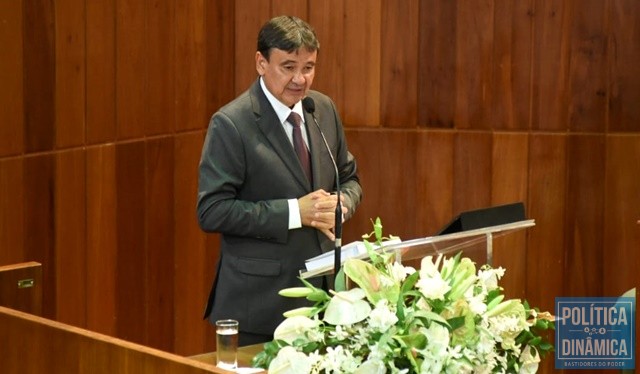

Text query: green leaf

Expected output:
[447,316,465,330]
[411,310,450,327]
[396,295,405,321]
[486,289,502,303]
[397,333,427,350]
[485,294,505,311]
[334,267,347,292]
[306,289,329,302]
[528,336,542,346]
[373,217,383,240]
[538,342,554,353]
[535,318,550,330]
[401,271,420,294]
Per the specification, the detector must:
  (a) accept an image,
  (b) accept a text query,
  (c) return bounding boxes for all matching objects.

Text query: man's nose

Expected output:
[292,70,305,84]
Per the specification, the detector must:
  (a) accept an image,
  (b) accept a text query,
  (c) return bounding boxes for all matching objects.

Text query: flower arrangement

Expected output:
[252,218,554,373]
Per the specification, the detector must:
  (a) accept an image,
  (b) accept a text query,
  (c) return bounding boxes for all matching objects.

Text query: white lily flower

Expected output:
[518,345,541,374]
[323,288,372,325]
[273,316,319,344]
[416,273,451,300]
[355,359,386,374]
[268,346,313,374]
[368,299,398,332]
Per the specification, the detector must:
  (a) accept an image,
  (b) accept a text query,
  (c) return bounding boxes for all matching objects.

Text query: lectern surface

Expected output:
[190,344,266,373]
[300,219,535,279]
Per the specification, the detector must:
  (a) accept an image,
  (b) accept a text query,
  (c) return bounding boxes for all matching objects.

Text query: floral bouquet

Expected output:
[252,218,554,373]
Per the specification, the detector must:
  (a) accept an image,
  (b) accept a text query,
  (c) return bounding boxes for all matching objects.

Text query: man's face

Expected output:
[256,48,317,107]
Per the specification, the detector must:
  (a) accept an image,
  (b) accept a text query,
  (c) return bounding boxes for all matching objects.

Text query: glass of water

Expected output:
[215,319,239,370]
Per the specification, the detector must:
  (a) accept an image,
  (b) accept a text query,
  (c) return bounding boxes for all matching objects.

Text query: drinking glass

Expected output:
[215,319,239,370]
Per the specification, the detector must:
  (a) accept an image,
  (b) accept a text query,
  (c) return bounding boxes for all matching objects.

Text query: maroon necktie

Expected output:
[287,112,312,183]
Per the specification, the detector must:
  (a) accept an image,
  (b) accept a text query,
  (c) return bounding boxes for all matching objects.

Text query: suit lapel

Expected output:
[250,81,311,190]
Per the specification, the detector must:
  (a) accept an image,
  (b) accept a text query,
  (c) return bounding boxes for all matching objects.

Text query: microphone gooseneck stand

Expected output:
[302,97,343,281]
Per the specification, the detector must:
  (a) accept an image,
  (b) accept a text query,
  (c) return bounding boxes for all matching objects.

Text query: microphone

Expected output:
[302,97,343,277]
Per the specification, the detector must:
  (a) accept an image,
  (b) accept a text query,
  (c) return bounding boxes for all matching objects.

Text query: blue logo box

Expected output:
[555,297,635,370]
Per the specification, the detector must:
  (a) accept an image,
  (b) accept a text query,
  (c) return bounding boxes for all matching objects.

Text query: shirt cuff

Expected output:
[288,199,302,229]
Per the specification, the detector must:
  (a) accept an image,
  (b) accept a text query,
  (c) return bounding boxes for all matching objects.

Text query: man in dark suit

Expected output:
[197,15,363,346]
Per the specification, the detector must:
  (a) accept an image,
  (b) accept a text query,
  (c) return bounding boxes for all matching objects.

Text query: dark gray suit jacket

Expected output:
[197,79,362,334]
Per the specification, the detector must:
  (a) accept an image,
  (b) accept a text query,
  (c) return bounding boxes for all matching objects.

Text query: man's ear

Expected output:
[256,52,267,75]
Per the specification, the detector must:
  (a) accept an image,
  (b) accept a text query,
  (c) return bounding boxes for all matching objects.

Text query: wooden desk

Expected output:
[0,306,229,373]
[189,344,267,373]
[0,261,42,315]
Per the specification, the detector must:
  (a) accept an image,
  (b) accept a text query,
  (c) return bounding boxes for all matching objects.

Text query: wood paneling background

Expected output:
[1,0,639,370]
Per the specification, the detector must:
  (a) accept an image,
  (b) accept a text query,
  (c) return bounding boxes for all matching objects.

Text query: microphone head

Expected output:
[302,97,316,114]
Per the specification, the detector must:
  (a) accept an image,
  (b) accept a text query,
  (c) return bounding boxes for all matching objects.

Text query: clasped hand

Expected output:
[299,189,346,240]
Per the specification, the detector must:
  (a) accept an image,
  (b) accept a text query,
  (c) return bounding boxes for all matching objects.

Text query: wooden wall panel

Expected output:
[0,0,24,156]
[452,132,492,213]
[341,130,384,243]
[86,0,116,144]
[342,0,380,127]
[491,133,529,299]
[55,150,87,326]
[381,0,419,128]
[271,0,307,18]
[55,0,86,148]
[116,0,146,139]
[205,0,235,118]
[526,134,566,312]
[145,138,175,352]
[376,132,419,240]
[146,0,176,136]
[86,145,118,336]
[532,0,572,131]
[173,133,216,355]
[415,131,455,234]
[175,0,207,132]
[604,135,640,373]
[491,0,533,130]
[609,0,640,131]
[568,0,608,132]
[234,0,269,95]
[418,0,456,129]
[0,159,25,265]
[115,142,147,344]
[23,0,56,152]
[455,0,494,130]
[309,1,345,119]
[603,135,640,296]
[491,133,529,206]
[565,135,605,297]
[23,155,56,319]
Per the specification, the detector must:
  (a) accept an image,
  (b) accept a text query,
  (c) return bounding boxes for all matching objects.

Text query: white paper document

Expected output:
[304,238,402,272]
